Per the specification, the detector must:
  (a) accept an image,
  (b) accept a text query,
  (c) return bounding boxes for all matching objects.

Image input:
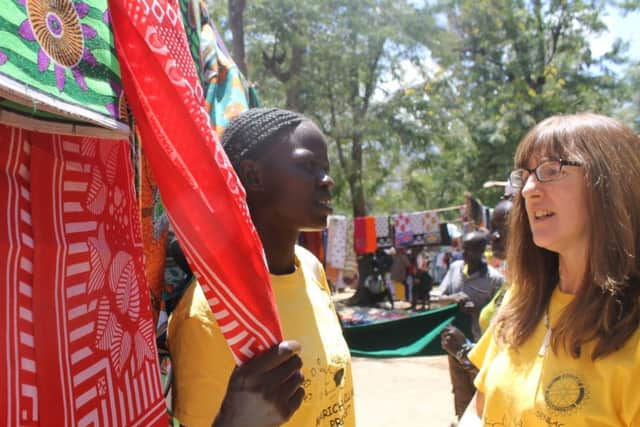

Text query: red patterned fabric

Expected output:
[108,0,282,363]
[0,124,166,426]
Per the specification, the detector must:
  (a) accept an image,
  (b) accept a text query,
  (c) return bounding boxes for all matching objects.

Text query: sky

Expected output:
[591,8,640,61]
[375,7,640,100]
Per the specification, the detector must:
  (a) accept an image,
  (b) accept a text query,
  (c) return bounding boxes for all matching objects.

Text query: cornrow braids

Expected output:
[222,108,305,169]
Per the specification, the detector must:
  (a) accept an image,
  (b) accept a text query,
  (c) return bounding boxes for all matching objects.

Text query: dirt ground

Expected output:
[351,355,456,427]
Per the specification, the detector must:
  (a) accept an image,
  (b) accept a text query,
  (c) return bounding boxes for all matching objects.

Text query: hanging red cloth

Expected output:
[363,216,377,254]
[108,0,282,363]
[0,124,166,426]
[354,216,377,255]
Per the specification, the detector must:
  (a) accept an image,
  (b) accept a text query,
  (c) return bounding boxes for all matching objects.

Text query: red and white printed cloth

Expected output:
[0,125,166,426]
[108,0,283,363]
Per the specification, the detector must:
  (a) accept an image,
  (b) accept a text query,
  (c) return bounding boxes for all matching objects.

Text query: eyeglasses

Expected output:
[509,159,582,189]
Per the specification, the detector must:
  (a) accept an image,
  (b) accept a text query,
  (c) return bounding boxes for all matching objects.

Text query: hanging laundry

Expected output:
[327,215,348,269]
[375,215,393,248]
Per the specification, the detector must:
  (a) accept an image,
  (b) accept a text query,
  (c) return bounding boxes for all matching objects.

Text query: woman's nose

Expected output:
[521,173,541,198]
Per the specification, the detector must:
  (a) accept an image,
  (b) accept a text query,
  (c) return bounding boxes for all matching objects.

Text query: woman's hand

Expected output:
[213,341,305,427]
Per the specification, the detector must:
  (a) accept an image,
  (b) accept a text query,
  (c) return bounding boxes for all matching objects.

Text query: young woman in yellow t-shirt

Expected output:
[168,108,355,427]
[469,114,640,426]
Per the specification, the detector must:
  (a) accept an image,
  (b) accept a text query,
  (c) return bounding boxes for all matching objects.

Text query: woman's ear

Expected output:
[238,159,264,192]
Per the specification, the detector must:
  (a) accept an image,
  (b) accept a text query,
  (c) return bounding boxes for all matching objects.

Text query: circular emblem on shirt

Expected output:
[544,373,586,413]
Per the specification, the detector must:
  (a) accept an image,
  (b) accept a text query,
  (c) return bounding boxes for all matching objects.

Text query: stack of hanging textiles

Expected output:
[0,0,284,424]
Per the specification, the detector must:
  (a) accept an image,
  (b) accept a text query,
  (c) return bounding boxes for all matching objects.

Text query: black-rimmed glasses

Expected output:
[509,159,582,189]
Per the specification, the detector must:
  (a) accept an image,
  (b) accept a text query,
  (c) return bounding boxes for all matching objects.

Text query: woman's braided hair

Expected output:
[221,108,305,169]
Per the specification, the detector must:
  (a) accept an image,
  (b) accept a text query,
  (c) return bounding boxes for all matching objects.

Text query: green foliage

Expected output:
[213,0,638,215]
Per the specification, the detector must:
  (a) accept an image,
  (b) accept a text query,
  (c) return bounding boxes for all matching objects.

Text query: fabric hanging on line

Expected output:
[0,124,166,426]
[423,210,442,245]
[363,216,377,254]
[109,0,282,363]
[394,213,414,247]
[326,215,348,269]
[375,215,392,248]
[298,231,325,264]
[353,216,377,255]
[343,219,358,283]
[407,211,427,245]
[353,216,367,255]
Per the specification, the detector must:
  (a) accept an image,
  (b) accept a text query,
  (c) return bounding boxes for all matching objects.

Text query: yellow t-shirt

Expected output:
[469,287,640,426]
[477,285,506,333]
[168,245,355,427]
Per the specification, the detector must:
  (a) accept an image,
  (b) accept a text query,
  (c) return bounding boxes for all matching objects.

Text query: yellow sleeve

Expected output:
[168,284,235,427]
[467,327,498,394]
[623,339,640,426]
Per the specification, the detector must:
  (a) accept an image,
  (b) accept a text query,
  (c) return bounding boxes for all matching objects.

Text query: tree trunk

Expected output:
[349,135,366,217]
[227,0,248,76]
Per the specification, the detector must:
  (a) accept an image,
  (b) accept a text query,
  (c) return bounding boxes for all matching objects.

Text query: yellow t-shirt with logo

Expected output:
[469,287,640,426]
[168,245,355,427]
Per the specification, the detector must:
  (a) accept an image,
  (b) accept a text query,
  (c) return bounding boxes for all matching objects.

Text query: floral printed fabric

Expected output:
[0,123,166,426]
[0,0,127,131]
[201,20,252,137]
[109,0,282,364]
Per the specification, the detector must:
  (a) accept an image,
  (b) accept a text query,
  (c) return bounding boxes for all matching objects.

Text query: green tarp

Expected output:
[343,304,470,358]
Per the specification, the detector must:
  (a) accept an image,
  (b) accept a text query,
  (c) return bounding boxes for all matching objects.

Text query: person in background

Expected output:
[440,200,513,419]
[168,108,355,427]
[438,231,504,419]
[470,113,640,425]
[390,247,411,302]
[411,257,433,311]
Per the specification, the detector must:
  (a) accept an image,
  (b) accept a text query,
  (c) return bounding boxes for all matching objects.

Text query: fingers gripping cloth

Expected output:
[108,0,283,364]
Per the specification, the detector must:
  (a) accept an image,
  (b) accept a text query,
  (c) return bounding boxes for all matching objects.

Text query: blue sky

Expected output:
[591,8,640,61]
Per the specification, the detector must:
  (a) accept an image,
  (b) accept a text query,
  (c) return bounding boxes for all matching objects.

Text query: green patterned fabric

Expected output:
[178,0,204,88]
[0,0,126,132]
[200,17,257,137]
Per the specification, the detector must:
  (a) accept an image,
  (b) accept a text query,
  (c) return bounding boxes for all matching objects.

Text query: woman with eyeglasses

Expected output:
[468,113,640,426]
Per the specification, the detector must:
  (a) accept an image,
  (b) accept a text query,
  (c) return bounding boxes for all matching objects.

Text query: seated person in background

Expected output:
[438,230,504,419]
[168,108,355,427]
[411,258,433,311]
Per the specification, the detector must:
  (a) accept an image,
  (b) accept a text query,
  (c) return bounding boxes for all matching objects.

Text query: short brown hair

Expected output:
[496,113,640,359]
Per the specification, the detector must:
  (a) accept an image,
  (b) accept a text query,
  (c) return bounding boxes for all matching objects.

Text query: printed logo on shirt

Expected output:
[314,387,354,427]
[544,373,588,414]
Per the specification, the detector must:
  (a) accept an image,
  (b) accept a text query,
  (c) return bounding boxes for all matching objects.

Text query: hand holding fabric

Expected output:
[213,341,305,427]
